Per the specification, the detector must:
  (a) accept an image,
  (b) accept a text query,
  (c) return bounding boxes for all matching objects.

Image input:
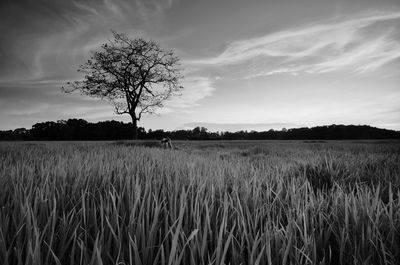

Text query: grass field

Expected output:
[0,140,399,265]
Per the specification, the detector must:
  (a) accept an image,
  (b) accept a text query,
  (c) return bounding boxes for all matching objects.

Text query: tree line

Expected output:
[1,119,399,141]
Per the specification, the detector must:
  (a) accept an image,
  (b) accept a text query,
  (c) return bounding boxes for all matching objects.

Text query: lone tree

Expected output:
[64,31,183,139]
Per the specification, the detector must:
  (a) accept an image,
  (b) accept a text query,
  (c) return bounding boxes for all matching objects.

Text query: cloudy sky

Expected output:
[1,0,400,131]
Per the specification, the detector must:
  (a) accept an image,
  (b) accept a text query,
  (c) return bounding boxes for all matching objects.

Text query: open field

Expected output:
[0,140,400,265]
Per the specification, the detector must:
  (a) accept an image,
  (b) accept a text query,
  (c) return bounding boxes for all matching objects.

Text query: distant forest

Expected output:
[1,119,400,141]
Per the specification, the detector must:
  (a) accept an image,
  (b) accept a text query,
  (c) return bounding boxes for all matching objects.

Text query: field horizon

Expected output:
[1,121,399,142]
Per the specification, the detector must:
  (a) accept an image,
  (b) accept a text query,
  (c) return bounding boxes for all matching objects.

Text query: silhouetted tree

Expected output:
[64,31,183,139]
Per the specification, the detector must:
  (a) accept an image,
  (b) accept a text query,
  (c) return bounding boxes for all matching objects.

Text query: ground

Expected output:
[0,140,399,265]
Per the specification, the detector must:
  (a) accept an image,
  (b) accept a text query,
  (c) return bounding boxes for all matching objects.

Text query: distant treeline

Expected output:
[1,119,399,141]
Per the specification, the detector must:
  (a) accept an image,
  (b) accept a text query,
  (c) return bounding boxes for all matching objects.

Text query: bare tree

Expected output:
[64,31,183,139]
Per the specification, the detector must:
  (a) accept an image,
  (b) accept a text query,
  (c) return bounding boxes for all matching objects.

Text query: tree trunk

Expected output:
[130,114,138,140]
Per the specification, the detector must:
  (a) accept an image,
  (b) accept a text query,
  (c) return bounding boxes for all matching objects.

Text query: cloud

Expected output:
[190,11,400,78]
[0,81,117,129]
[161,76,215,112]
[183,122,299,132]
[0,0,178,83]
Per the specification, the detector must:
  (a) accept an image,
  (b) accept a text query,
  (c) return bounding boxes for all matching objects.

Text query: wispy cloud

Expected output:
[190,11,400,78]
[0,0,178,83]
[161,77,215,113]
[183,122,299,132]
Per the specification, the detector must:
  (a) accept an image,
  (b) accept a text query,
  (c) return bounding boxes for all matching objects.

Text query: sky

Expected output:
[0,0,400,131]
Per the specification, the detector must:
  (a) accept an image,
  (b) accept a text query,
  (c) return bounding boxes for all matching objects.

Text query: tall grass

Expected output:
[0,141,399,265]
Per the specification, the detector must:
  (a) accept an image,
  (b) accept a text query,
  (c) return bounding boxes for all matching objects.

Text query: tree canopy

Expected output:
[64,31,183,139]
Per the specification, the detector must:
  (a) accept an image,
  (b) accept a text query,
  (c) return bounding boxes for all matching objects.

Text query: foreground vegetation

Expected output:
[0,140,399,265]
